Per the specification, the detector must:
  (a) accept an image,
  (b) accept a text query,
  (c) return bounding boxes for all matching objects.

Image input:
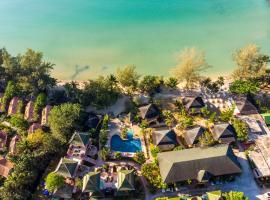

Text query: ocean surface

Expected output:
[0,0,270,80]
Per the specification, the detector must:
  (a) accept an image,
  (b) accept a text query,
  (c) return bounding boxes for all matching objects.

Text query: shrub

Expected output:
[133,151,146,164]
[45,172,65,193]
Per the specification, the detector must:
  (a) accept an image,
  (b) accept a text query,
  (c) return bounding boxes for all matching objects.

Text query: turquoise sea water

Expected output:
[0,0,270,80]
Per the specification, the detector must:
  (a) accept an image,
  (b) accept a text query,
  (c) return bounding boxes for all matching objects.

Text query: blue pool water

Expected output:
[110,130,142,153]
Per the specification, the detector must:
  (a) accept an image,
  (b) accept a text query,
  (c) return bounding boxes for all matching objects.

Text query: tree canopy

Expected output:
[48,103,83,144]
[232,44,270,80]
[0,48,56,96]
[116,65,140,90]
[45,172,65,193]
[171,48,210,88]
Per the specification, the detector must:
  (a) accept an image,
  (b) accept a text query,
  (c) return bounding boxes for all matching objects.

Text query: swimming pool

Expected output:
[110,130,142,153]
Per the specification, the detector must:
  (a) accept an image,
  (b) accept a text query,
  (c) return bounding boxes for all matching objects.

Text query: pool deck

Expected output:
[132,125,148,159]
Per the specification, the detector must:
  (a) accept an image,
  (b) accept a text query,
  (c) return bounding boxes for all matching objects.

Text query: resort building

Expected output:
[41,105,52,126]
[183,126,205,146]
[0,131,7,151]
[28,123,42,134]
[249,136,270,186]
[233,96,258,116]
[152,127,178,151]
[157,144,241,184]
[0,156,14,178]
[115,169,135,196]
[52,184,74,199]
[180,96,205,114]
[7,97,20,116]
[212,123,236,144]
[138,104,160,125]
[9,135,21,154]
[24,101,34,122]
[82,171,104,198]
[55,158,78,179]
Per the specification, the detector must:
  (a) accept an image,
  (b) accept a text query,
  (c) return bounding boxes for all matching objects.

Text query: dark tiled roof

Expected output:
[152,128,177,146]
[181,96,205,111]
[139,104,159,119]
[55,158,78,178]
[157,144,241,183]
[234,96,258,115]
[183,126,205,146]
[212,123,236,141]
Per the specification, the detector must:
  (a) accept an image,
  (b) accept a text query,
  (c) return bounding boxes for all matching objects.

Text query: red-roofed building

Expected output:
[8,97,20,116]
[41,105,52,126]
[24,101,35,122]
[0,156,14,178]
[9,135,21,154]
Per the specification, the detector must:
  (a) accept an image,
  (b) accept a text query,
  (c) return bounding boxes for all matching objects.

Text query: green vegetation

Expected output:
[0,48,56,97]
[33,93,47,120]
[48,103,83,144]
[232,44,269,80]
[0,81,19,112]
[45,172,65,193]
[150,146,160,158]
[229,79,259,95]
[222,191,248,200]
[232,119,248,142]
[139,75,162,95]
[82,75,120,109]
[198,131,216,147]
[133,151,146,164]
[141,162,166,189]
[99,114,109,148]
[116,65,140,91]
[220,107,234,122]
[9,115,29,132]
[172,47,210,88]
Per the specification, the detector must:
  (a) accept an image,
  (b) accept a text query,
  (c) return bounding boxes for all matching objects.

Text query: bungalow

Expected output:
[28,123,42,134]
[0,156,14,178]
[52,184,74,199]
[180,96,205,114]
[8,97,20,116]
[183,126,205,146]
[212,123,236,144]
[0,131,7,150]
[138,104,160,125]
[152,127,178,151]
[41,105,52,126]
[82,171,104,198]
[55,158,78,179]
[24,101,34,122]
[233,96,258,115]
[157,144,241,184]
[9,135,21,154]
[115,169,135,196]
[69,132,90,150]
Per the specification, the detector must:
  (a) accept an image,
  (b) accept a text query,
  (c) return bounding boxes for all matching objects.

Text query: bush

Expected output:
[9,115,29,130]
[232,119,248,142]
[133,151,146,164]
[45,172,65,193]
[114,152,122,160]
[150,146,160,158]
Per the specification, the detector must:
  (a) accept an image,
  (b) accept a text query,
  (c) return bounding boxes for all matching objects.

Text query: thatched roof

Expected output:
[234,96,258,115]
[152,128,178,147]
[183,126,205,146]
[212,123,236,141]
[138,104,159,119]
[180,96,205,112]
[157,144,241,183]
